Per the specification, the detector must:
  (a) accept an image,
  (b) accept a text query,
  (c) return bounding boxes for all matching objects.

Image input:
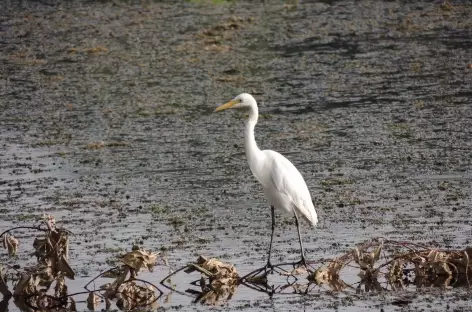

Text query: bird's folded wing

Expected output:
[266,152,317,225]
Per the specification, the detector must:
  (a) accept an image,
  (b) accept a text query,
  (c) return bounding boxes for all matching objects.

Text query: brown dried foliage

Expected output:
[97,248,161,309]
[3,214,472,310]
[0,215,75,310]
[118,249,158,276]
[2,234,19,257]
[1,215,163,310]
[183,256,239,305]
[310,260,347,291]
[309,239,472,292]
[0,265,12,298]
[13,216,73,299]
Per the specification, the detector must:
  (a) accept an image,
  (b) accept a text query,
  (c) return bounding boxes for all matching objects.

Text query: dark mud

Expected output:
[1,0,472,311]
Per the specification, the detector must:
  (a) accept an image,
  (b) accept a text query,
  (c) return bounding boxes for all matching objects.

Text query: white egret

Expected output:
[215,93,318,268]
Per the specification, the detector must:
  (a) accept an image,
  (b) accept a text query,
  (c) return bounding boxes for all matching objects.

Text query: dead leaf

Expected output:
[105,297,111,310]
[353,247,361,264]
[14,273,40,296]
[69,297,77,311]
[197,256,239,280]
[3,234,19,257]
[104,267,129,300]
[311,267,329,285]
[58,255,75,280]
[87,292,100,310]
[43,214,57,232]
[119,249,158,273]
[54,276,67,297]
[117,281,157,307]
[0,266,12,297]
[372,241,383,263]
[186,256,239,305]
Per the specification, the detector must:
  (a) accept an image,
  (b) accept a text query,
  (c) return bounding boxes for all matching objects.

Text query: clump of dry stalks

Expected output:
[3,217,472,309]
[1,215,73,309]
[0,215,165,311]
[310,238,472,292]
[86,247,162,310]
[162,255,239,305]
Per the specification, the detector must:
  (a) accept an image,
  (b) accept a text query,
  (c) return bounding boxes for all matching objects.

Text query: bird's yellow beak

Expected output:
[215,99,239,112]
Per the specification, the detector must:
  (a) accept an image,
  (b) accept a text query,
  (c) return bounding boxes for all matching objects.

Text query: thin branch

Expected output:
[0,226,47,239]
[84,266,121,293]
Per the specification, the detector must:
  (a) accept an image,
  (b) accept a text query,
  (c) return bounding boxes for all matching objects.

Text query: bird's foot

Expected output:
[264,260,274,273]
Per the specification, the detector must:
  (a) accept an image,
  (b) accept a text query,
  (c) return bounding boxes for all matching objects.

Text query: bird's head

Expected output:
[215,93,256,112]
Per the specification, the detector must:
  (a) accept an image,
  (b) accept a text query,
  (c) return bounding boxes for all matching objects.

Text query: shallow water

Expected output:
[1,0,472,311]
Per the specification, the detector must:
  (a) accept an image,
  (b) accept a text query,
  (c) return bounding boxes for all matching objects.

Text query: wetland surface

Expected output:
[1,0,472,311]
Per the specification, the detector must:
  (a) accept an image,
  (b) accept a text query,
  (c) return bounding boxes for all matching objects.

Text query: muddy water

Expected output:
[1,0,472,311]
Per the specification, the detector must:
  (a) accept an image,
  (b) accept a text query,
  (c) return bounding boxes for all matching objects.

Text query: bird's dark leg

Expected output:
[293,210,308,267]
[266,205,276,270]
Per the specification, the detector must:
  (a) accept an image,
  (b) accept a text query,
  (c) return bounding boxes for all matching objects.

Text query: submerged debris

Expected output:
[0,215,74,309]
[191,256,238,305]
[162,255,239,305]
[2,216,472,309]
[310,260,346,291]
[307,239,472,292]
[89,247,163,310]
[0,216,164,310]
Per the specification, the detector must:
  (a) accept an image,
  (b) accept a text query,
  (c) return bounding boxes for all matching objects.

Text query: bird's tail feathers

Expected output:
[297,202,318,227]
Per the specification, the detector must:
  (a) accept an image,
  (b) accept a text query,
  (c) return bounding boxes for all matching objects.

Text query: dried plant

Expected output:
[86,247,163,310]
[2,234,19,257]
[2,216,472,310]
[118,248,159,277]
[0,215,75,310]
[305,239,472,293]
[0,265,12,298]
[310,260,346,291]
[192,256,239,305]
[161,255,239,305]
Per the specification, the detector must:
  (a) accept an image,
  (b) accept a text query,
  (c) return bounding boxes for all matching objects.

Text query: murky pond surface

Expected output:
[1,0,472,311]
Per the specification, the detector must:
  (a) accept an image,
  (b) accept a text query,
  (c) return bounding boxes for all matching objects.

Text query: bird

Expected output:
[215,93,318,268]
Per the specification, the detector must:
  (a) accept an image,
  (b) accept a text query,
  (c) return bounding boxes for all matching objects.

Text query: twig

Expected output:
[377,250,424,270]
[160,265,190,291]
[84,266,121,293]
[0,226,47,239]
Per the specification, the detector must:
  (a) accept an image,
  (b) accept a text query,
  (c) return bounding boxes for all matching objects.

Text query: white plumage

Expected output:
[215,93,317,266]
[257,150,318,226]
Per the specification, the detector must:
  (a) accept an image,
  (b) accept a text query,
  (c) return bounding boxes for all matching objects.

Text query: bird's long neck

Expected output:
[245,103,262,172]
